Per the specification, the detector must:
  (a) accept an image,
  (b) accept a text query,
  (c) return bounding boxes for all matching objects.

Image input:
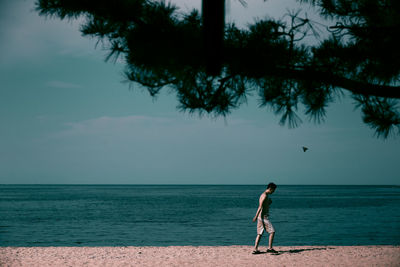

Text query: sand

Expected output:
[1,246,399,267]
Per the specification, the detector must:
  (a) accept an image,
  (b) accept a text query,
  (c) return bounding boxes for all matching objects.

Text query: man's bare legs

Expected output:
[254,232,275,252]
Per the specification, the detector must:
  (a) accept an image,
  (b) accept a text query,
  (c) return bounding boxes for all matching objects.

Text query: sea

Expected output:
[0,185,399,247]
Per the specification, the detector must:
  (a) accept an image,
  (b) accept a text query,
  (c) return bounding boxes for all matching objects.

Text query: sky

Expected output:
[0,0,399,185]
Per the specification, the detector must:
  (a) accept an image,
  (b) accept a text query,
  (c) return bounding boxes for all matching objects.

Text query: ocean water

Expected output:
[0,185,399,247]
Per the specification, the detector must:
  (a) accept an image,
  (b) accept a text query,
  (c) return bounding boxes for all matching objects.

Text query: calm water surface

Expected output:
[0,185,399,246]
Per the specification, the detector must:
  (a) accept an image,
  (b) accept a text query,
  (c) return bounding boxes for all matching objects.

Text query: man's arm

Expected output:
[252,193,266,222]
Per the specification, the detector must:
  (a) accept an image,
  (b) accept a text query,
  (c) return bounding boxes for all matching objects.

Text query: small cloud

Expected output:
[66,115,172,129]
[54,115,174,138]
[35,115,51,122]
[45,80,83,89]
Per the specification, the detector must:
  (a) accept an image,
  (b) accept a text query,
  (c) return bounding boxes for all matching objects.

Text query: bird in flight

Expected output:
[302,146,309,152]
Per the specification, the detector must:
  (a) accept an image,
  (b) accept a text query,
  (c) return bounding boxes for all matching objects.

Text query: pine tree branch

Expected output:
[273,67,400,99]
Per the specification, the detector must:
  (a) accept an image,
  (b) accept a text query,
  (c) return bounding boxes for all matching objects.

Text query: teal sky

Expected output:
[0,0,399,185]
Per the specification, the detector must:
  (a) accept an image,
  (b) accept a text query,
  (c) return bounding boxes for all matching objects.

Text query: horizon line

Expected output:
[0,183,399,186]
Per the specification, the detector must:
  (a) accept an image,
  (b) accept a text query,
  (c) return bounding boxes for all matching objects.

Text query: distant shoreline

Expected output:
[1,246,399,266]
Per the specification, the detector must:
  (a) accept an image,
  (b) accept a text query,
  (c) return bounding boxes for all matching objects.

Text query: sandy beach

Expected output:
[1,246,399,267]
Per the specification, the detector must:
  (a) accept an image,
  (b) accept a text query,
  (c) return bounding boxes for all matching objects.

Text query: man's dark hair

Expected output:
[267,183,277,190]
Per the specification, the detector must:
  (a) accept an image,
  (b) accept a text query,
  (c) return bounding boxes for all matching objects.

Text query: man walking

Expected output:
[252,183,277,254]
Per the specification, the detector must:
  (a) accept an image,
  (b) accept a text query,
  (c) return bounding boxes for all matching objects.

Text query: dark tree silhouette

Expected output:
[35,0,400,138]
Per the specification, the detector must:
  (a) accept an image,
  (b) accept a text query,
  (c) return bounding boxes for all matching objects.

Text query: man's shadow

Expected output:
[266,247,335,255]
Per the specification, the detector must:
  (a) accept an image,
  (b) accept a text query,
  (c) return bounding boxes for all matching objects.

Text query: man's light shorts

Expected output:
[257,216,275,235]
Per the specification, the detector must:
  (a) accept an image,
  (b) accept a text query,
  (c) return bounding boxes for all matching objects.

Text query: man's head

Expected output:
[266,182,277,193]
